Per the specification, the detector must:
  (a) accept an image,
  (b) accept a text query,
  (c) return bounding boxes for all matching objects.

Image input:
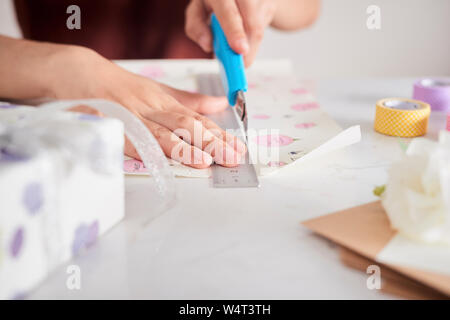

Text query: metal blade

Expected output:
[236,90,248,139]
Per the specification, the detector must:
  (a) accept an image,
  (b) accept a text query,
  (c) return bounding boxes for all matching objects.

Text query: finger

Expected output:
[142,118,214,169]
[145,110,242,167]
[236,0,265,67]
[119,96,212,168]
[124,136,141,160]
[68,105,104,117]
[144,85,245,153]
[159,83,228,114]
[166,103,247,154]
[208,0,249,54]
[185,0,213,52]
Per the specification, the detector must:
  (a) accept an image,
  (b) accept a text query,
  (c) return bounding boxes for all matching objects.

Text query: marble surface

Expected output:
[29,78,447,299]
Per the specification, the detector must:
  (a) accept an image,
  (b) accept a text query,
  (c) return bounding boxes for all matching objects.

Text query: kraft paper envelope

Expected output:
[302,201,450,297]
[339,247,447,299]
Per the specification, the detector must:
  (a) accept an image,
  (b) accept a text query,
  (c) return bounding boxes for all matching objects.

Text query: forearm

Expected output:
[271,0,320,30]
[0,35,75,100]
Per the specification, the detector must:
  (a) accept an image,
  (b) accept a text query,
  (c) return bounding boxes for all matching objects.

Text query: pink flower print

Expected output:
[291,88,308,95]
[295,122,317,129]
[252,114,270,120]
[291,102,319,111]
[254,134,295,147]
[248,82,257,89]
[140,65,165,79]
[267,161,287,167]
[123,159,147,173]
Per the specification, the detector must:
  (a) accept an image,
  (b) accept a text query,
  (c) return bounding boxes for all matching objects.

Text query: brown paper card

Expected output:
[302,201,450,297]
[340,246,447,300]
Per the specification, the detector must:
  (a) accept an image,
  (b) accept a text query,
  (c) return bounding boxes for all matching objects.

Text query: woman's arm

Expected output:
[0,36,246,168]
[0,35,66,100]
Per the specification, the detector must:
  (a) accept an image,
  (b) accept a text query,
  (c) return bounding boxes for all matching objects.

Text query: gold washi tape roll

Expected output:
[374,98,431,137]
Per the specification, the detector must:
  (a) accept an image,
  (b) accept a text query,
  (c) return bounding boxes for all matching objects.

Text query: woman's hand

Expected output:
[185,0,320,67]
[185,0,277,67]
[0,37,246,168]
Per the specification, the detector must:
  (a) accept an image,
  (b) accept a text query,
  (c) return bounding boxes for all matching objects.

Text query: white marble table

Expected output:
[29,78,447,299]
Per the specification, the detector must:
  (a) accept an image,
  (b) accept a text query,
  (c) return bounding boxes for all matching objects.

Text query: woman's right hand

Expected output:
[42,45,246,169]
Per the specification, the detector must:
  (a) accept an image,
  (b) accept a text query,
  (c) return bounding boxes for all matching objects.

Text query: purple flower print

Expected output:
[72,221,99,256]
[0,148,29,162]
[11,291,27,300]
[22,182,43,215]
[86,221,99,246]
[10,227,24,258]
[78,113,102,121]
[0,104,17,109]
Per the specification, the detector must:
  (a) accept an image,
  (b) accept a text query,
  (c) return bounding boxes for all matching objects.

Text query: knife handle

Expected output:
[210,13,247,106]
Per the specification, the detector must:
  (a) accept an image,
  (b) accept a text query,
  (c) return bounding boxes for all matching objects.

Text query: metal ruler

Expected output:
[197,74,260,188]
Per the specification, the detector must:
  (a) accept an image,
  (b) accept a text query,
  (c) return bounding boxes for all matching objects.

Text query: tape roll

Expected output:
[413,78,450,112]
[374,98,430,137]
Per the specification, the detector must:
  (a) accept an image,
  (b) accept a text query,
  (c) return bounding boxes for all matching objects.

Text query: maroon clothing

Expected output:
[14,0,211,60]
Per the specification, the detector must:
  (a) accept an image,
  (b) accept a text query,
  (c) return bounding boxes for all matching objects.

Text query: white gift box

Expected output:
[0,105,124,299]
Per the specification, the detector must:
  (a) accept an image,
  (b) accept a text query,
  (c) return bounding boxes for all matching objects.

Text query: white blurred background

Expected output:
[1,0,449,78]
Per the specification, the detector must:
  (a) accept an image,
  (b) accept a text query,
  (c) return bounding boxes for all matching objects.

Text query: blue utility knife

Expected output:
[210,13,248,133]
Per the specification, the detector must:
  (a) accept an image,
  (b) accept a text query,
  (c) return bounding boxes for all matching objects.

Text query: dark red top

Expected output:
[14,0,211,60]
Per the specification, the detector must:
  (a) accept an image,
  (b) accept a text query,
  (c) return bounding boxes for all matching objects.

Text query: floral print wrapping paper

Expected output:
[121,60,360,177]
[0,105,124,299]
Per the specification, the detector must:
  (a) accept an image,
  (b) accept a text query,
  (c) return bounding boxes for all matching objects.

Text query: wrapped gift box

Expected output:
[0,105,124,299]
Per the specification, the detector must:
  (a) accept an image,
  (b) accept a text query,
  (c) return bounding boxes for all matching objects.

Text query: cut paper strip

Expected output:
[117,60,361,178]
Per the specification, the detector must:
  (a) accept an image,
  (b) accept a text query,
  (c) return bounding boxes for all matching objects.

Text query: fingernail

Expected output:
[235,139,247,154]
[203,152,213,166]
[194,149,213,166]
[235,38,249,54]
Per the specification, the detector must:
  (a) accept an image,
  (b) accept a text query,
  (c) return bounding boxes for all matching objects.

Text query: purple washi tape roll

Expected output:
[413,79,450,112]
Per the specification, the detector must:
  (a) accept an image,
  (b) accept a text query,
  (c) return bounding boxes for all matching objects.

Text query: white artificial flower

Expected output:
[382,131,450,245]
